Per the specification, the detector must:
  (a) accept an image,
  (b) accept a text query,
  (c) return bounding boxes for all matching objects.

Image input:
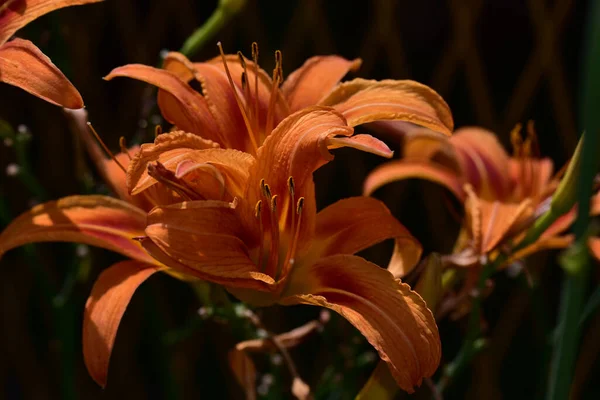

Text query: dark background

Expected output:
[0,0,596,399]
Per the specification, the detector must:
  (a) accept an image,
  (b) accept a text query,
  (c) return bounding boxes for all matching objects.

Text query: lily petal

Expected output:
[450,128,513,200]
[83,260,161,387]
[313,197,422,277]
[402,127,462,172]
[589,237,600,261]
[0,0,102,45]
[319,78,453,136]
[144,200,274,290]
[0,38,83,108]
[104,65,223,144]
[126,130,218,193]
[0,195,153,263]
[132,147,254,200]
[163,52,252,151]
[363,160,465,200]
[282,55,362,112]
[281,255,440,393]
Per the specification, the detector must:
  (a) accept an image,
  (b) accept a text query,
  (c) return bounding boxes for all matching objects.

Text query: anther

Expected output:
[147,162,199,200]
[254,200,262,219]
[271,194,278,212]
[287,176,295,197]
[155,125,162,138]
[87,122,126,173]
[237,51,247,70]
[296,197,304,215]
[119,137,132,160]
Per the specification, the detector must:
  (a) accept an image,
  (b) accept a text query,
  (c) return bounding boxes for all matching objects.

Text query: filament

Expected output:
[87,122,126,173]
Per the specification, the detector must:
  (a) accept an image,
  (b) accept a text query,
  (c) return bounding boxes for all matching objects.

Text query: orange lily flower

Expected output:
[365,124,583,267]
[0,45,455,392]
[0,0,101,108]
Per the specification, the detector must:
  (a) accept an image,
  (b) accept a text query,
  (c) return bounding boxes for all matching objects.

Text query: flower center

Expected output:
[254,176,304,281]
[510,121,540,200]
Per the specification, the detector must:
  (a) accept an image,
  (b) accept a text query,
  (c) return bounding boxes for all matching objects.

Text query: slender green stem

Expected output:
[179,7,229,58]
[546,1,600,398]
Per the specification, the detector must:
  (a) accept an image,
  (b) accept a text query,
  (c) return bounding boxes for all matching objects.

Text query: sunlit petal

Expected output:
[320,78,453,136]
[281,255,440,393]
[83,260,161,387]
[0,195,153,263]
[0,38,83,108]
[282,55,362,112]
[0,0,102,45]
[313,197,422,277]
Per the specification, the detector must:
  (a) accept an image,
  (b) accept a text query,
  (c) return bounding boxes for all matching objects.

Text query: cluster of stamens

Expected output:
[217,42,288,154]
[510,121,541,200]
[254,176,305,280]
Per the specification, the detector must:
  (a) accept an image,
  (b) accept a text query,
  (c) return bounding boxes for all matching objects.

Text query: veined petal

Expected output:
[327,134,393,158]
[509,157,555,200]
[363,160,465,200]
[281,255,440,393]
[126,131,218,193]
[245,106,354,247]
[282,55,362,113]
[144,200,274,290]
[104,65,223,144]
[0,195,153,263]
[450,128,513,201]
[319,78,453,136]
[0,38,83,108]
[83,260,161,387]
[132,147,254,200]
[313,197,422,277]
[0,0,102,45]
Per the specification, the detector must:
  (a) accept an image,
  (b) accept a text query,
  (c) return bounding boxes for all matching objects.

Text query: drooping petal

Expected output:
[281,255,440,393]
[0,195,153,263]
[282,55,362,112]
[0,38,83,108]
[319,78,454,136]
[363,160,465,200]
[132,147,254,201]
[126,131,218,193]
[104,65,224,144]
[450,128,513,201]
[0,0,102,45]
[144,200,274,290]
[464,186,533,254]
[312,197,422,277]
[83,260,161,387]
[228,347,257,400]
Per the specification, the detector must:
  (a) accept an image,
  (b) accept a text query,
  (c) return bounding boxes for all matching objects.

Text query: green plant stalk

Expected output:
[546,0,600,398]
[179,7,229,58]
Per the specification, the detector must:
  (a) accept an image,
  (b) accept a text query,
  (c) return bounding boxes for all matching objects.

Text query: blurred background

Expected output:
[0,0,596,399]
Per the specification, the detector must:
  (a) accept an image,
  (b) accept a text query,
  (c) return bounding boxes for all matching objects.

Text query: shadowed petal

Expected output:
[320,78,453,136]
[281,255,440,393]
[0,195,153,263]
[0,0,102,45]
[282,55,362,112]
[313,197,422,277]
[450,128,513,200]
[104,65,223,144]
[228,347,257,400]
[589,238,600,261]
[364,160,465,200]
[0,38,83,108]
[144,200,274,290]
[126,131,218,193]
[83,260,161,387]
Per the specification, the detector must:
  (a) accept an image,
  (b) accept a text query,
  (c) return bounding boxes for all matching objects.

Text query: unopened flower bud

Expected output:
[551,133,584,215]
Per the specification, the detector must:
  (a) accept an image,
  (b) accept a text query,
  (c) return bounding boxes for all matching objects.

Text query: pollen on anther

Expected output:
[296,197,305,214]
[287,176,295,196]
[271,195,278,212]
[254,200,262,218]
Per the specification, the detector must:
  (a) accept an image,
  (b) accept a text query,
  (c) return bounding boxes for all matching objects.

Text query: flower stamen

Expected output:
[251,42,260,138]
[119,137,132,160]
[255,200,265,271]
[265,50,283,136]
[147,162,202,201]
[87,122,126,173]
[266,194,280,278]
[217,42,259,153]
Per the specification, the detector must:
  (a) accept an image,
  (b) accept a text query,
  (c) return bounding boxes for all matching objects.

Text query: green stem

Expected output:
[179,7,229,58]
[546,1,600,398]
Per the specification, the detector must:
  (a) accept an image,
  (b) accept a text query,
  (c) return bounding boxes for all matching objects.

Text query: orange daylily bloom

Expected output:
[1,109,445,393]
[0,45,455,392]
[365,124,594,267]
[103,44,454,155]
[0,0,100,108]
